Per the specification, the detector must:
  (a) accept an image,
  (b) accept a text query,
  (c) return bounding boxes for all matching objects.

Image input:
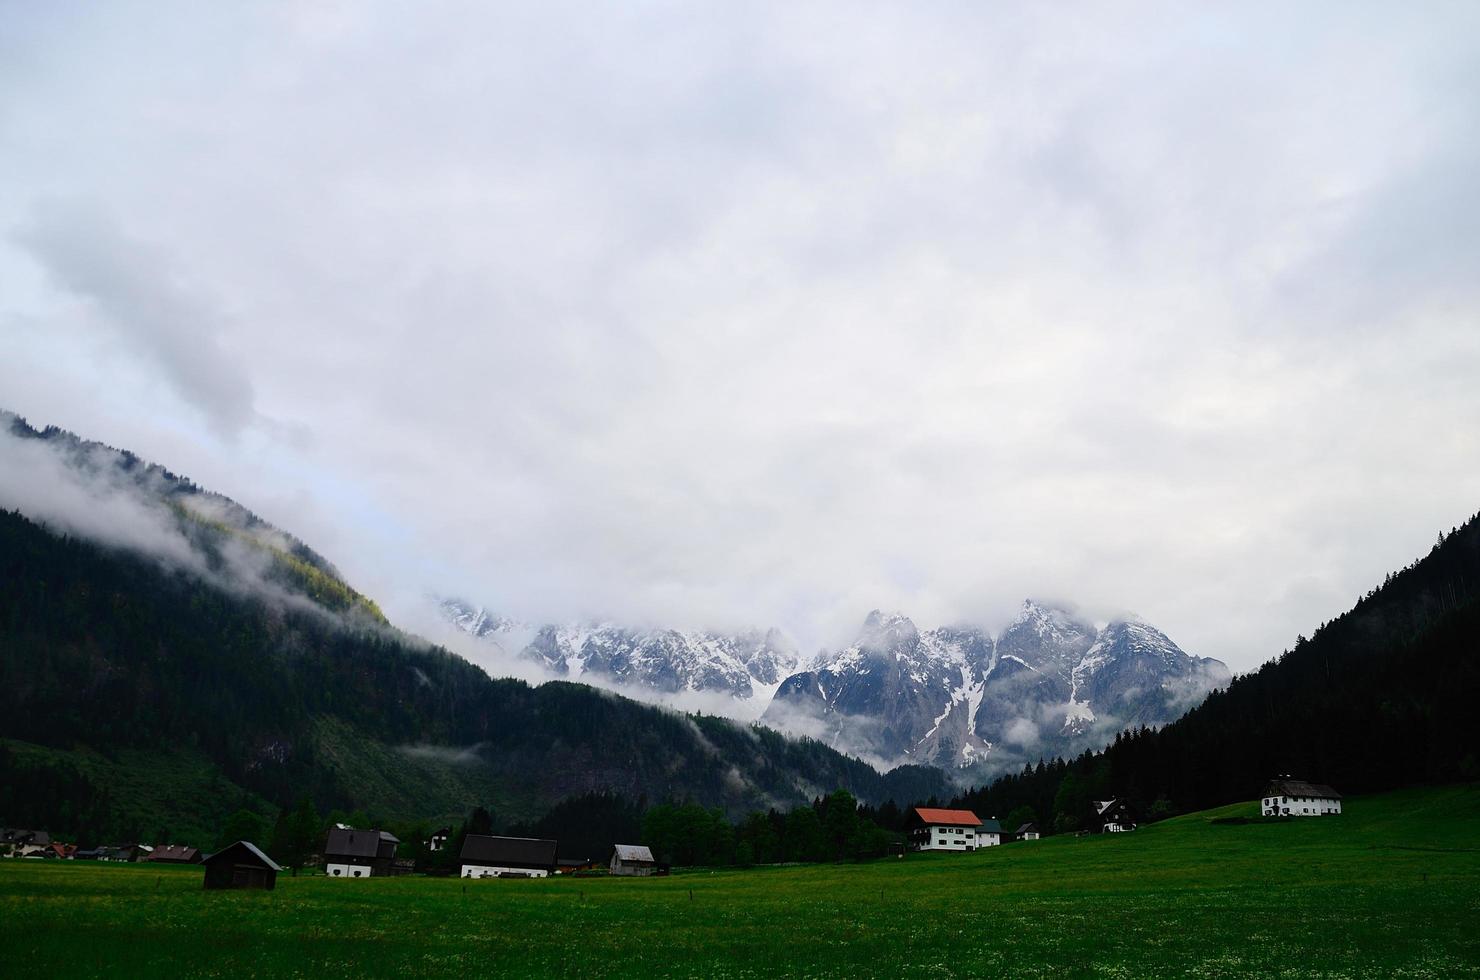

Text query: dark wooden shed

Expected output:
[202,840,281,891]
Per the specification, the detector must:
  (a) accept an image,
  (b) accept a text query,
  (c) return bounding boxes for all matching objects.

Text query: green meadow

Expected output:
[3,786,1478,978]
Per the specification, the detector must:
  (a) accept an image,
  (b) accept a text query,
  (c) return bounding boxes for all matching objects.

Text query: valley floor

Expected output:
[2,786,1478,978]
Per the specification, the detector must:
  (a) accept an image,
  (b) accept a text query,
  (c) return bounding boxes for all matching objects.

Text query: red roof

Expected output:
[913,807,982,827]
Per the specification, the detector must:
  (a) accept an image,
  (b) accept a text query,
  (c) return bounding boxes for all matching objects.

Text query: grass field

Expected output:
[2,786,1478,978]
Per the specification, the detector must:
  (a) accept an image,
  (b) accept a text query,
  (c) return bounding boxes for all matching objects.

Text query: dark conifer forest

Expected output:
[953,511,1480,829]
[0,507,944,845]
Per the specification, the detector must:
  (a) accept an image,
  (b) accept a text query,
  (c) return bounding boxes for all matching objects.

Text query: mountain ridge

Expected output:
[764,600,1229,773]
[0,414,948,844]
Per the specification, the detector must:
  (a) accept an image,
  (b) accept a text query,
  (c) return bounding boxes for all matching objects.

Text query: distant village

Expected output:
[1,778,1342,890]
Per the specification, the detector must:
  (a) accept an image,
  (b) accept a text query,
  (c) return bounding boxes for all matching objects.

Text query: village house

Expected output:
[2,829,53,858]
[1262,778,1343,816]
[1089,800,1138,833]
[202,841,281,891]
[323,827,400,878]
[146,844,202,864]
[556,856,601,874]
[1015,822,1041,841]
[609,844,658,876]
[459,834,559,878]
[426,826,453,853]
[908,807,986,851]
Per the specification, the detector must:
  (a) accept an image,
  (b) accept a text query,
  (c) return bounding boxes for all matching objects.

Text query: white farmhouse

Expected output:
[1091,799,1138,833]
[459,834,559,878]
[1262,778,1342,816]
[610,843,658,876]
[909,807,989,851]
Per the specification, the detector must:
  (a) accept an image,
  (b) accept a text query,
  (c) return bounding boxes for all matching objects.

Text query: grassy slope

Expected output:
[2,786,1477,978]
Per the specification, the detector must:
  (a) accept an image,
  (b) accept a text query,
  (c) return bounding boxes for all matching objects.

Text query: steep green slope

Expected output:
[0,506,943,844]
[958,508,1480,823]
[1,786,1476,977]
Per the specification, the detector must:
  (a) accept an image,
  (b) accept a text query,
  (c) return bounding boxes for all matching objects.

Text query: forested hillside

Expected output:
[0,508,943,845]
[956,510,1480,828]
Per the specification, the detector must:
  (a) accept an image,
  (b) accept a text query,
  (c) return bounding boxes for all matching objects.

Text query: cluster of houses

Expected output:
[0,830,207,864]
[316,824,661,881]
[3,776,1344,890]
[906,798,1139,849]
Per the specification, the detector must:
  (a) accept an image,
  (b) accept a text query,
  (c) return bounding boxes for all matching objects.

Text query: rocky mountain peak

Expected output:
[435,599,799,701]
[765,602,1227,776]
[857,610,920,649]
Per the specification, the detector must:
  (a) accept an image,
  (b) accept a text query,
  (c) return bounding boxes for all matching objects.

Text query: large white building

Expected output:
[459,834,559,878]
[1262,778,1343,816]
[909,807,994,851]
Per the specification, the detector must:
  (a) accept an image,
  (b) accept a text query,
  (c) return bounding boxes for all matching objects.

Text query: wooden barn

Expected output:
[1015,822,1041,841]
[1262,778,1343,817]
[609,844,657,876]
[202,841,281,891]
[459,835,559,879]
[323,827,400,878]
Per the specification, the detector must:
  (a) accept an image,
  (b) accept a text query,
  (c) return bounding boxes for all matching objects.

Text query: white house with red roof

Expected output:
[908,807,994,851]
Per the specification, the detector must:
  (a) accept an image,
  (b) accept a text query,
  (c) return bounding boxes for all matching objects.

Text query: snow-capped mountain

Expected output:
[762,600,1229,773]
[436,598,799,701]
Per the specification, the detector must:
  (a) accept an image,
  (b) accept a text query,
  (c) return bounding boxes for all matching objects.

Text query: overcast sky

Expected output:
[4,1,1479,673]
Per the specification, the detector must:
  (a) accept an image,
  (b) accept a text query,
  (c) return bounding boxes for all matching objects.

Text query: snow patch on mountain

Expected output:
[764,599,1229,776]
[435,598,800,707]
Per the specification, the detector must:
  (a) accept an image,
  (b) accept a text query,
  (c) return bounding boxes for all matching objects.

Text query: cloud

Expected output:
[12,200,257,438]
[396,743,486,766]
[2,1,1479,683]
[0,423,204,570]
[400,603,797,722]
[1003,717,1039,749]
[0,417,372,631]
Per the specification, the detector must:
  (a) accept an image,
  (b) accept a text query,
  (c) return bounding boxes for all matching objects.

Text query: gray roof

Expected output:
[978,819,1003,834]
[325,827,392,858]
[204,840,282,872]
[1265,779,1342,800]
[612,844,655,863]
[1015,823,1038,834]
[460,834,558,868]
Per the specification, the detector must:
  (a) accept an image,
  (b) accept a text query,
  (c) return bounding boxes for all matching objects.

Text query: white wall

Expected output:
[914,826,981,851]
[1262,795,1342,816]
[462,864,549,879]
[326,862,373,878]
